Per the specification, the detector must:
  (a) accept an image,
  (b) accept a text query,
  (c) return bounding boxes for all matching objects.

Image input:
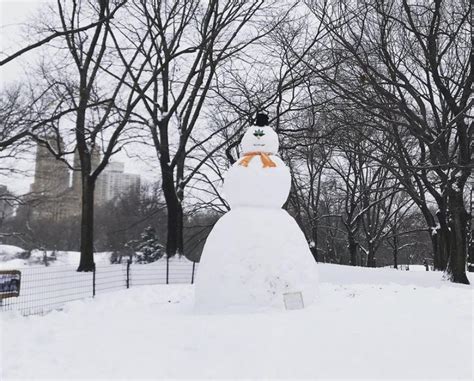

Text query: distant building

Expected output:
[0,185,14,219]
[29,136,72,220]
[30,136,70,196]
[96,162,141,204]
[26,139,140,221]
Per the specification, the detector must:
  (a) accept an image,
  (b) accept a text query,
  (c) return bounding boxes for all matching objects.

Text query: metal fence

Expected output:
[0,260,197,316]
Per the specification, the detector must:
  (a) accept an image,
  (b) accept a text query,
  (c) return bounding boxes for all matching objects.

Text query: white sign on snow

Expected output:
[283,292,304,310]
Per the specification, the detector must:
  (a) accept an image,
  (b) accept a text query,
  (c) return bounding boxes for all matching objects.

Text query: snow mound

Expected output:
[0,258,28,269]
[195,208,318,312]
[0,244,25,260]
[0,249,194,270]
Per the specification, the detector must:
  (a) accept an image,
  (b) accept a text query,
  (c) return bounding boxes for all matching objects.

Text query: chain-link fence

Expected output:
[0,259,197,316]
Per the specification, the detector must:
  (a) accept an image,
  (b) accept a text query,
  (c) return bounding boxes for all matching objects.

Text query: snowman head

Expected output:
[241,113,279,154]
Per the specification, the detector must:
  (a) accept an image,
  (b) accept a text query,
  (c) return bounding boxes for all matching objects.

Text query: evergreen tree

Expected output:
[129,226,164,264]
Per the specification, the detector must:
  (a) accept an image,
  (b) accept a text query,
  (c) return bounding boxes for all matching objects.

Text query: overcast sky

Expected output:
[1,0,47,82]
[1,0,160,195]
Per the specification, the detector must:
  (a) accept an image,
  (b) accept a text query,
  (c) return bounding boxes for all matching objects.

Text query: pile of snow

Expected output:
[1,264,471,379]
[0,258,28,268]
[0,251,120,269]
[0,250,193,270]
[195,208,318,312]
[0,244,25,261]
[385,264,434,271]
[319,263,454,287]
[29,250,113,267]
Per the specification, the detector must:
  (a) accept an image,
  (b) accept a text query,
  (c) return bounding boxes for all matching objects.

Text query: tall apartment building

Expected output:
[30,137,70,196]
[95,162,141,204]
[27,139,141,221]
[28,137,72,220]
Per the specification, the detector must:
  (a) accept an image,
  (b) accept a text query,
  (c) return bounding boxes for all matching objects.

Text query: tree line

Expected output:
[0,0,471,283]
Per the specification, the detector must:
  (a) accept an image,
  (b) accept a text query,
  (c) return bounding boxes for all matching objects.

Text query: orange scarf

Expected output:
[239,151,277,168]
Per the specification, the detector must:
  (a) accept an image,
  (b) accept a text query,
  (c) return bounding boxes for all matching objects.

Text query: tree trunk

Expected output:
[446,191,469,284]
[310,226,319,262]
[367,244,376,267]
[468,241,474,272]
[468,187,474,272]
[435,210,450,270]
[431,229,450,271]
[348,233,358,266]
[176,200,184,255]
[161,164,183,257]
[311,172,322,263]
[310,246,318,262]
[77,176,95,272]
[430,233,440,270]
[393,235,398,269]
[416,205,444,270]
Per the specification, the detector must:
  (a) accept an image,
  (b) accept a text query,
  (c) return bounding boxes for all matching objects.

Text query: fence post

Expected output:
[126,259,131,289]
[191,261,195,284]
[92,265,96,298]
[166,255,169,284]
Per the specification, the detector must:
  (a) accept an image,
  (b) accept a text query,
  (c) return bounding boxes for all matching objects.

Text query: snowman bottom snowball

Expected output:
[194,208,319,312]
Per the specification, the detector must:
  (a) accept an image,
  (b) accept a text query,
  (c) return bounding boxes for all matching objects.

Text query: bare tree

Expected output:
[110,0,289,257]
[31,0,152,271]
[304,0,472,283]
[0,3,125,66]
[383,194,420,269]
[284,112,332,262]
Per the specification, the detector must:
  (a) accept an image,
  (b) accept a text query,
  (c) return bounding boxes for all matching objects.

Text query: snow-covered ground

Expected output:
[0,248,113,269]
[0,256,196,316]
[0,245,25,262]
[1,264,472,380]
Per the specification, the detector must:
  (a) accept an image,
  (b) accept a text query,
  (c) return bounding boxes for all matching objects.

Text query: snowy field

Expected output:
[0,249,196,316]
[0,245,115,269]
[1,264,473,380]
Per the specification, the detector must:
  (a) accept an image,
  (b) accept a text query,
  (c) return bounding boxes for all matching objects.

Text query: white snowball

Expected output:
[241,126,279,154]
[223,156,291,209]
[194,207,319,312]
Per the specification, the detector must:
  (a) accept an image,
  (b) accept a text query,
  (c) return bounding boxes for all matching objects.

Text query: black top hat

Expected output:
[255,112,269,126]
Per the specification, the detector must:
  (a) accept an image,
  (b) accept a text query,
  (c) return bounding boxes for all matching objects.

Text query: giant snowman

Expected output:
[195,113,318,312]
